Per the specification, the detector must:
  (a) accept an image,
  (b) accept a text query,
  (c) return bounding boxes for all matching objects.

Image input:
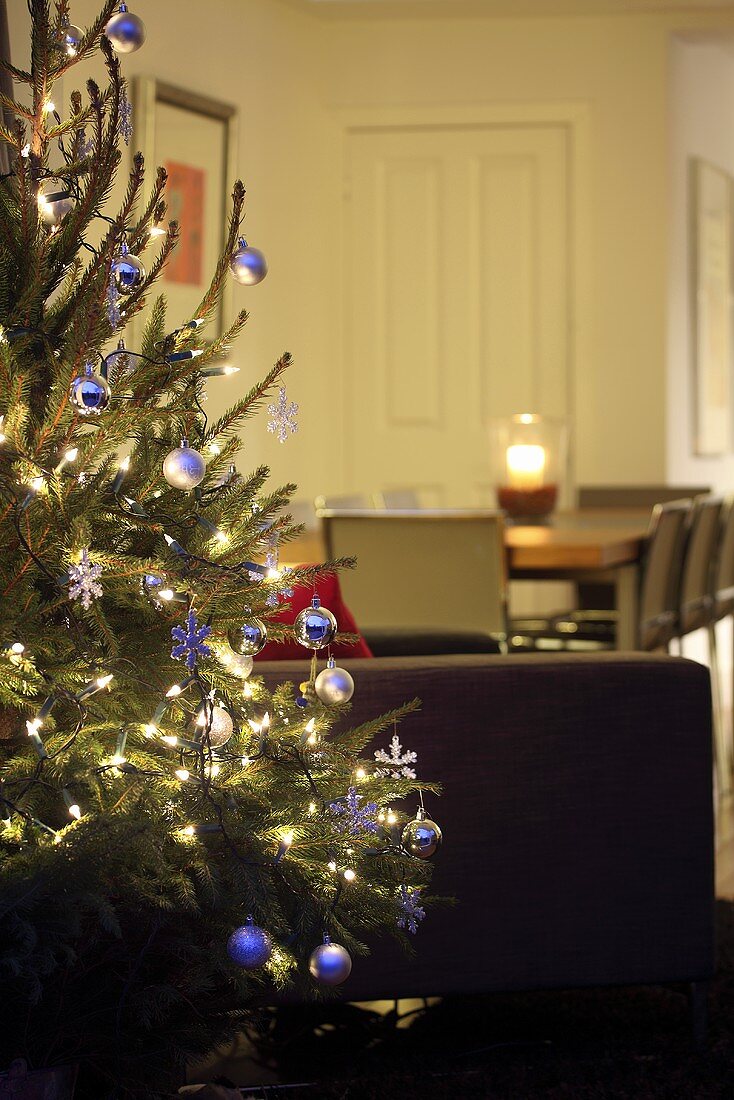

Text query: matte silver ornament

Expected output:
[69,363,111,416]
[223,649,254,678]
[61,23,83,56]
[228,619,267,657]
[315,659,354,705]
[105,4,146,53]
[227,917,273,969]
[111,245,146,294]
[402,808,442,860]
[230,238,268,286]
[294,596,337,651]
[308,935,352,985]
[198,703,234,748]
[163,440,206,491]
[38,185,74,226]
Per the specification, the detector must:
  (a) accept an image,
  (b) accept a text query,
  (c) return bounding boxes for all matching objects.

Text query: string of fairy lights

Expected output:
[0,1,442,985]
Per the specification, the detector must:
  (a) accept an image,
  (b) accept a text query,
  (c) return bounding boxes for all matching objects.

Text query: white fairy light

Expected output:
[343,868,356,882]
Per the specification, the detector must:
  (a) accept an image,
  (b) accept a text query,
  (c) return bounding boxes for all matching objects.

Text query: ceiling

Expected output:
[287,0,734,18]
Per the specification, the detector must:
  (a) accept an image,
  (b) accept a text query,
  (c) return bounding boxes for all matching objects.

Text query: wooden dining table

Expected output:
[504,509,650,649]
[285,508,651,651]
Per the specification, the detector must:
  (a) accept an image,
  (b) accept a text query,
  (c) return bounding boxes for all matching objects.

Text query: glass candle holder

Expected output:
[490,413,568,524]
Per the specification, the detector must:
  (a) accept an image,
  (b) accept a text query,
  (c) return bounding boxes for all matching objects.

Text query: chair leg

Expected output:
[688,980,709,1049]
[708,624,731,797]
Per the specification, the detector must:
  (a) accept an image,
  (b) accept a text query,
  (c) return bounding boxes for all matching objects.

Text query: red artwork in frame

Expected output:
[164,161,205,285]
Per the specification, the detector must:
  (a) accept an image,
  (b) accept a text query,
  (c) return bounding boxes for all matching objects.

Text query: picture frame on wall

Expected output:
[690,157,734,456]
[133,78,238,340]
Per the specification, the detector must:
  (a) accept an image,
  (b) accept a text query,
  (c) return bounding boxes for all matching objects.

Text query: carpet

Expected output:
[195,900,734,1099]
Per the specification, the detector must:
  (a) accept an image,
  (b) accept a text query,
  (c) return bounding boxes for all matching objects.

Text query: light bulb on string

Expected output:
[54,447,78,473]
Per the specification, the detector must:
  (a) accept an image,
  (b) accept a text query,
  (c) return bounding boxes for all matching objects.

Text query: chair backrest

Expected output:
[678,496,724,635]
[638,499,692,650]
[578,485,710,509]
[283,499,317,530]
[373,488,421,510]
[320,509,509,642]
[712,496,734,621]
[314,492,374,512]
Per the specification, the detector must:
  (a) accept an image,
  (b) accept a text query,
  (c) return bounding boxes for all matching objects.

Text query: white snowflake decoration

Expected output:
[267,386,298,443]
[397,885,426,934]
[374,734,417,780]
[67,548,104,610]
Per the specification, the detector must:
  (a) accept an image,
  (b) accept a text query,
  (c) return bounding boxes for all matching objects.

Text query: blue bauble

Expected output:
[227,920,273,969]
[294,596,337,651]
[69,365,111,416]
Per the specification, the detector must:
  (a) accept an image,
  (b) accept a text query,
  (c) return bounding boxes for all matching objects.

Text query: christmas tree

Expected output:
[0,4,438,1095]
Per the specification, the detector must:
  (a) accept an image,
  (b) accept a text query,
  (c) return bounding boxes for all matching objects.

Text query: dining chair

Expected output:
[574,485,709,611]
[373,488,421,510]
[319,509,510,649]
[578,485,710,508]
[675,496,726,792]
[709,498,734,791]
[515,499,693,652]
[314,492,374,512]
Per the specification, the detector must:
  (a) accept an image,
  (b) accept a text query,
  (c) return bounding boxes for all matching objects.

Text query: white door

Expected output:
[343,122,570,508]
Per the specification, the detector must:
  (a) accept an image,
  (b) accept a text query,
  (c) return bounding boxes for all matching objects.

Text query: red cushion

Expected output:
[254,569,373,661]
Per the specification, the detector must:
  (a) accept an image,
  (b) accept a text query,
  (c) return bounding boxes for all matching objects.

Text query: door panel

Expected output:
[344,123,570,510]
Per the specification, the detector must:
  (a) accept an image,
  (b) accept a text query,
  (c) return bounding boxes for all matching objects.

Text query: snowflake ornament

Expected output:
[119,85,133,146]
[171,609,212,671]
[329,786,380,837]
[374,734,417,780]
[67,549,104,610]
[397,885,426,934]
[106,275,121,329]
[267,386,298,443]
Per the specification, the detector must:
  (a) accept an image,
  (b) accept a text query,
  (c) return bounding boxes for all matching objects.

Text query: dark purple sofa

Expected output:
[258,652,715,1007]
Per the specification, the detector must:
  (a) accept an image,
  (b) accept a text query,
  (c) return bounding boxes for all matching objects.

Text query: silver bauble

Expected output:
[105,4,146,53]
[111,248,146,294]
[69,364,111,416]
[314,661,354,705]
[229,239,268,286]
[227,918,273,969]
[198,704,234,748]
[38,186,74,226]
[294,596,337,651]
[163,441,206,491]
[308,936,352,986]
[402,809,442,860]
[224,650,254,678]
[61,23,83,56]
[228,619,267,657]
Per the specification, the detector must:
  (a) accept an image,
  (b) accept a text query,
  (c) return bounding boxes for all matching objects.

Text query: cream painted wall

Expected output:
[318,13,676,488]
[668,34,734,493]
[10,1,734,500]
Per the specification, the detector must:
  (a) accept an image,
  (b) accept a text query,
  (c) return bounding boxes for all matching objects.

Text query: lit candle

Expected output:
[506,444,546,490]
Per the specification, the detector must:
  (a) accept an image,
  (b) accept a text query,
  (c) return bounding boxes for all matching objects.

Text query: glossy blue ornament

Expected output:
[227,917,273,969]
[294,595,337,651]
[69,363,111,416]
